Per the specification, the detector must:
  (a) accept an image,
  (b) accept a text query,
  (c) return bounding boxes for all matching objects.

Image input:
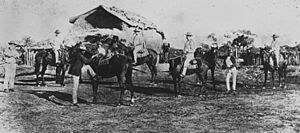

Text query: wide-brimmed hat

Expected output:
[272,34,279,38]
[185,32,192,36]
[54,29,61,34]
[79,44,87,51]
[8,40,17,45]
[134,28,141,32]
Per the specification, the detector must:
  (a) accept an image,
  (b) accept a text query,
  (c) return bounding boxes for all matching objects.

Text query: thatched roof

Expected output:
[69,5,160,31]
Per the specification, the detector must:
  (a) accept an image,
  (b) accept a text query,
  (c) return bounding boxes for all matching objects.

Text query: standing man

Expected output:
[3,42,19,92]
[129,28,146,65]
[68,43,98,106]
[225,48,237,94]
[181,32,195,77]
[269,34,280,69]
[52,29,64,65]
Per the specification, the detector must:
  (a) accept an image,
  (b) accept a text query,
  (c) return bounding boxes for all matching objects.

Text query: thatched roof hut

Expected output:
[68,5,164,52]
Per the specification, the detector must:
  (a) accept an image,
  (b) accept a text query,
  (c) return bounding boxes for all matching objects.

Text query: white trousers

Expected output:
[225,67,237,91]
[54,49,59,63]
[274,49,280,65]
[72,75,80,104]
[81,65,96,78]
[72,65,96,104]
[182,53,194,75]
[3,63,17,90]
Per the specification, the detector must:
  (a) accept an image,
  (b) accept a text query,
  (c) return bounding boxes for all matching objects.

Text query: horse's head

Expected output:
[260,47,273,64]
[194,47,205,58]
[161,42,170,61]
[161,42,170,53]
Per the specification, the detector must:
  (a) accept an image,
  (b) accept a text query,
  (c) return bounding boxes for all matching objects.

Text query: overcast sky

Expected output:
[0,0,300,47]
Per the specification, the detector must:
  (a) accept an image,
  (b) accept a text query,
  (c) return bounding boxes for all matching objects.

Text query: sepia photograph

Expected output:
[0,0,300,132]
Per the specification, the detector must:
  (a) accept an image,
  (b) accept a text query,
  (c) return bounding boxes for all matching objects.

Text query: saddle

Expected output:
[136,48,149,58]
[97,53,114,66]
[265,50,286,66]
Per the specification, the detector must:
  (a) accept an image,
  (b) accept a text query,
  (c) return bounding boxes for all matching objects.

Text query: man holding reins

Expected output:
[269,34,280,69]
[129,28,146,65]
[52,29,64,65]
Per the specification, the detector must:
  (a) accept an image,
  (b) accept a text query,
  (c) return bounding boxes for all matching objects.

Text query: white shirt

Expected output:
[270,39,280,52]
[52,35,64,49]
[183,39,195,53]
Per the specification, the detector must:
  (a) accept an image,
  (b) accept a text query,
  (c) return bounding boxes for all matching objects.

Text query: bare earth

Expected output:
[0,65,300,133]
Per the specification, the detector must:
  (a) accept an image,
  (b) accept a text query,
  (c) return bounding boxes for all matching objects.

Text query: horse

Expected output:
[194,46,218,89]
[161,43,212,96]
[260,47,287,89]
[89,52,134,105]
[34,47,69,86]
[102,36,159,85]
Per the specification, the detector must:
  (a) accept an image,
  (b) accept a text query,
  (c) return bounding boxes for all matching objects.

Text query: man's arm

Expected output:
[80,53,92,64]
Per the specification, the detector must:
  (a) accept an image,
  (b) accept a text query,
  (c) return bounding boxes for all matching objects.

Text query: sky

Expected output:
[0,0,300,47]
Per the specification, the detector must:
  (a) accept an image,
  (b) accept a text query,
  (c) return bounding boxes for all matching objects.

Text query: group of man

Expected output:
[1,27,282,104]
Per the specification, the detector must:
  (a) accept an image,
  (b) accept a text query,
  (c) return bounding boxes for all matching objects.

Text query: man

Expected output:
[52,29,64,65]
[225,48,237,94]
[68,43,98,106]
[181,32,195,77]
[269,34,280,69]
[208,33,218,48]
[3,42,19,92]
[129,28,146,64]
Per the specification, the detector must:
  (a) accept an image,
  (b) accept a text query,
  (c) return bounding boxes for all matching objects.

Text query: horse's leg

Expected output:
[263,70,268,89]
[278,68,282,88]
[211,68,216,90]
[125,63,134,103]
[60,65,66,86]
[197,74,205,96]
[203,73,208,96]
[271,71,275,89]
[92,77,99,103]
[283,66,287,89]
[152,64,158,85]
[35,64,40,86]
[55,65,61,84]
[172,74,178,97]
[146,63,154,83]
[41,64,48,86]
[196,75,200,85]
[117,75,125,105]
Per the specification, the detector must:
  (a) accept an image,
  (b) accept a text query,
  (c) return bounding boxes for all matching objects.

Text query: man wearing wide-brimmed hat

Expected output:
[225,48,237,94]
[181,32,195,77]
[269,34,280,68]
[52,29,64,65]
[129,27,146,64]
[3,42,19,92]
[68,42,98,106]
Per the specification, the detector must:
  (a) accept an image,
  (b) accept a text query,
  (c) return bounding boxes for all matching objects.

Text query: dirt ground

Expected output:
[1,65,300,132]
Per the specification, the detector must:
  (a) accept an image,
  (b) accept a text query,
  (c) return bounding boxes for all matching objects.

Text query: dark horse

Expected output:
[161,43,216,96]
[102,36,159,85]
[260,47,287,89]
[89,53,134,105]
[34,48,69,86]
[194,46,218,89]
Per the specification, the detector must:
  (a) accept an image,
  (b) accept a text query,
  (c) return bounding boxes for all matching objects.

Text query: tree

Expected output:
[22,36,35,47]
